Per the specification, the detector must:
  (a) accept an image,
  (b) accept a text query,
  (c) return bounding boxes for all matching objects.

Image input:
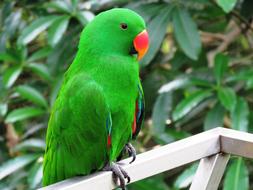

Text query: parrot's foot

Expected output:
[125,143,136,164]
[103,162,130,190]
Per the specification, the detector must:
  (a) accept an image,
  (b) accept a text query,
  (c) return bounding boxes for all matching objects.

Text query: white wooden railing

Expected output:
[39,127,253,190]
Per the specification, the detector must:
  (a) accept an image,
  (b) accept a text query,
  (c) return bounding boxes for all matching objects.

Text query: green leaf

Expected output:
[48,15,70,47]
[189,78,213,87]
[172,90,212,121]
[3,10,22,37]
[154,133,175,145]
[44,1,72,14]
[231,69,253,89]
[129,175,170,190]
[227,69,253,84]
[22,124,46,139]
[28,160,43,189]
[246,76,253,89]
[1,2,13,23]
[159,77,190,93]
[46,25,79,74]
[217,87,236,111]
[223,158,249,190]
[175,98,213,128]
[17,16,59,45]
[204,102,225,130]
[12,138,45,152]
[159,76,213,93]
[217,0,237,13]
[214,53,229,86]
[0,103,8,117]
[172,7,201,60]
[152,93,172,134]
[167,128,191,140]
[127,2,166,23]
[231,97,249,132]
[18,45,28,61]
[0,173,25,190]
[26,63,52,81]
[27,46,52,62]
[71,0,79,9]
[0,52,18,63]
[5,107,45,123]
[174,163,198,189]
[140,5,172,66]
[16,85,48,108]
[0,154,38,180]
[3,65,22,88]
[75,11,95,25]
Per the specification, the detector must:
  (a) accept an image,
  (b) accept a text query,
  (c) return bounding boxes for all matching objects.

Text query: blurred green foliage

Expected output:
[0,0,253,189]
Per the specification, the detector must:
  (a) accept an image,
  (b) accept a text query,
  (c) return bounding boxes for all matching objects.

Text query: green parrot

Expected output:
[43,8,149,189]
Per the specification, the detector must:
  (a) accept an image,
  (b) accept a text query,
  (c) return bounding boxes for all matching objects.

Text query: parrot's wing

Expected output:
[132,84,145,139]
[43,74,111,186]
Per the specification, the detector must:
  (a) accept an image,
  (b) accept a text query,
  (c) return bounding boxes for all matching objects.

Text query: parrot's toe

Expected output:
[117,164,130,183]
[103,162,130,190]
[126,143,136,164]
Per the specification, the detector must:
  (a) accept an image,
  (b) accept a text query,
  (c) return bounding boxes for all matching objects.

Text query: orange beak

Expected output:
[133,29,149,60]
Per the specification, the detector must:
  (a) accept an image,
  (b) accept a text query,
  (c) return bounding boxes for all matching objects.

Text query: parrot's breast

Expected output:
[92,56,140,160]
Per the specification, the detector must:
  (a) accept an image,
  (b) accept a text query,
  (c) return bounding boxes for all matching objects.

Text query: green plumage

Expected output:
[43,8,145,186]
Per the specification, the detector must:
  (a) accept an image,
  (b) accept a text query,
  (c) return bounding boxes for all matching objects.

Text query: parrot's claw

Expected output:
[126,143,136,164]
[103,162,130,190]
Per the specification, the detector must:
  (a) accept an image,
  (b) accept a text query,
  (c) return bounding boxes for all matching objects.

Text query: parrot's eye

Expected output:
[120,23,128,30]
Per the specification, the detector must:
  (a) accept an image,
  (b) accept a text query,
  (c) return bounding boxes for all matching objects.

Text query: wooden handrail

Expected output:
[39,127,253,190]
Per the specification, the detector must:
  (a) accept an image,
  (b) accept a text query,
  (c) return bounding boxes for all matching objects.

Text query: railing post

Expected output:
[190,153,230,190]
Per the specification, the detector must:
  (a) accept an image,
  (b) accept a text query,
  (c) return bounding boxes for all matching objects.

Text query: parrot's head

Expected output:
[79,8,149,61]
